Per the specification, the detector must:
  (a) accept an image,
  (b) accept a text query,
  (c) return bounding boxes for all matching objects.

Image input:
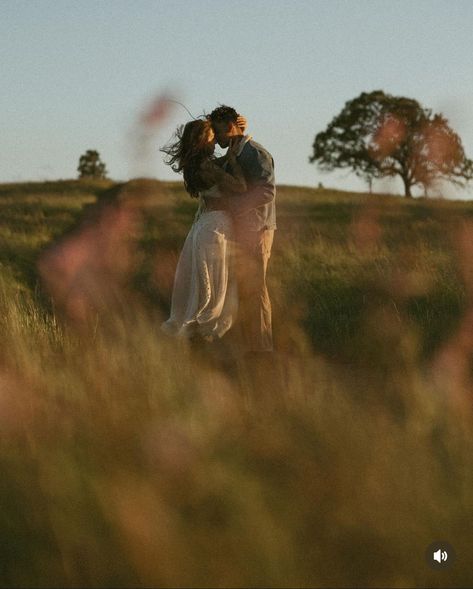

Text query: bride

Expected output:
[160,116,247,342]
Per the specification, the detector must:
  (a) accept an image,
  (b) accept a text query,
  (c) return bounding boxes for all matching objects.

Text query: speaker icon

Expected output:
[433,549,448,563]
[426,541,455,569]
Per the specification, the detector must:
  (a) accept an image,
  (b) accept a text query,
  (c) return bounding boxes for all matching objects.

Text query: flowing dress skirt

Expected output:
[161,210,238,341]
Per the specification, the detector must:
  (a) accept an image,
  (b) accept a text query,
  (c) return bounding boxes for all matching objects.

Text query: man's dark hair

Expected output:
[208,105,238,125]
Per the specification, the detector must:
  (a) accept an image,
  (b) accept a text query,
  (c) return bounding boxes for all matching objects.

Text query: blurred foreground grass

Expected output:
[1,179,473,587]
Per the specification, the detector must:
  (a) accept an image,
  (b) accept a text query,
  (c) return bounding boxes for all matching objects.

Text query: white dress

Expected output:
[160,185,238,342]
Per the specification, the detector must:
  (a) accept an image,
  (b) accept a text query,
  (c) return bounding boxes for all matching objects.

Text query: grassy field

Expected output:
[1,178,473,587]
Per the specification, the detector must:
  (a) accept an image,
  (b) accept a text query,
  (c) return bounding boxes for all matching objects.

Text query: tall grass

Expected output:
[0,180,472,587]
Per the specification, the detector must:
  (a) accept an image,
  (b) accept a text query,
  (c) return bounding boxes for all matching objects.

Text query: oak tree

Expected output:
[310,91,473,197]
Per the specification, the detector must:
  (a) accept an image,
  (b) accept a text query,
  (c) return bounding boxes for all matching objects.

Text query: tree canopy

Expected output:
[310,91,473,197]
[77,150,108,180]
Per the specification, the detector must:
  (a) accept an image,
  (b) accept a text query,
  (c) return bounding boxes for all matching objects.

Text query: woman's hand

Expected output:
[236,114,247,132]
[226,138,241,163]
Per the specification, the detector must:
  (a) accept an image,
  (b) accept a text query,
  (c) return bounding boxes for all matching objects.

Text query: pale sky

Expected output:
[2,0,473,196]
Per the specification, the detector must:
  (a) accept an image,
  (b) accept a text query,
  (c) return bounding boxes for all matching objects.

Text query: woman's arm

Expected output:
[200,152,247,194]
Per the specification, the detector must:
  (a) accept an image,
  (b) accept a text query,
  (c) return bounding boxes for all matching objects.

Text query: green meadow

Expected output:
[1,178,473,587]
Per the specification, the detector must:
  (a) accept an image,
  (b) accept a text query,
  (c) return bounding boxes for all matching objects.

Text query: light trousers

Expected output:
[234,227,274,352]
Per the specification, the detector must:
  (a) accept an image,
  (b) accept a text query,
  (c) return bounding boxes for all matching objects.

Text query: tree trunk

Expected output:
[402,175,412,198]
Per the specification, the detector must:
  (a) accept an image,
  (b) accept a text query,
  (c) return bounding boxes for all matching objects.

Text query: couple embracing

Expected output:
[161,105,276,357]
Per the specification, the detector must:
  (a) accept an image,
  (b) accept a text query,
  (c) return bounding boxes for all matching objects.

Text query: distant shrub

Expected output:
[77,149,108,180]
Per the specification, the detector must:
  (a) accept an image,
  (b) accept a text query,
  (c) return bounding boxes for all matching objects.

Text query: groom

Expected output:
[208,105,276,356]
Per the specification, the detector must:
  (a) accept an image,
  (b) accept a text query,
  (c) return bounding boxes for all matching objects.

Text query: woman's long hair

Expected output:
[161,119,214,198]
